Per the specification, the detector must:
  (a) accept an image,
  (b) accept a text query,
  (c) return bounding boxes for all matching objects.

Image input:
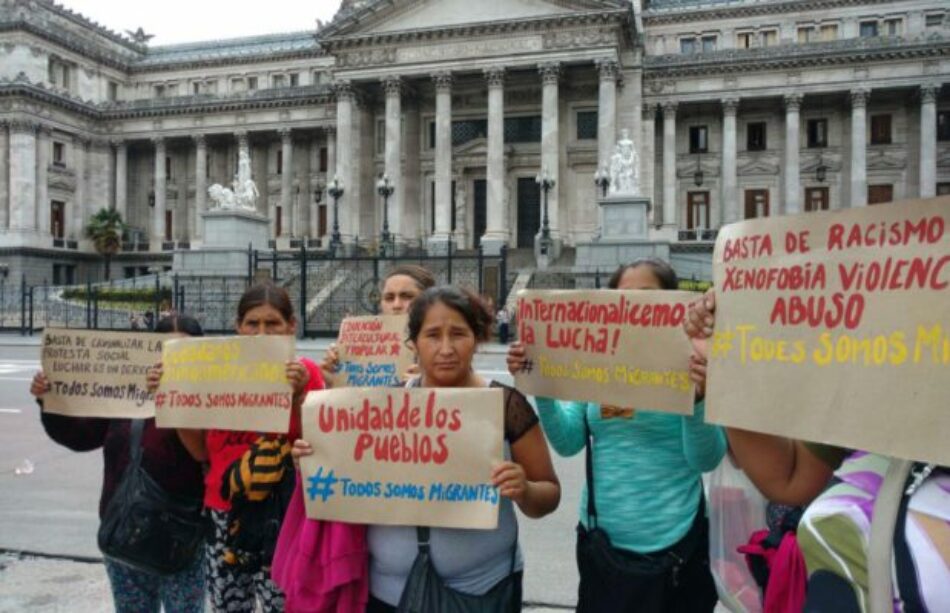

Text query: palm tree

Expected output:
[85,208,124,281]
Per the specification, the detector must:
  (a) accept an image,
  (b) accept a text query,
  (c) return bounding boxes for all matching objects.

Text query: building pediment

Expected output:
[326,0,628,39]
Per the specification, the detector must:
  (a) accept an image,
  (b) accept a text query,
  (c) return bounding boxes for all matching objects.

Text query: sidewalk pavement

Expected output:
[0,553,570,612]
[0,333,513,355]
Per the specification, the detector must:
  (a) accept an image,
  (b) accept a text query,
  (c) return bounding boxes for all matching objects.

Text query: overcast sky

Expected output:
[63,0,343,45]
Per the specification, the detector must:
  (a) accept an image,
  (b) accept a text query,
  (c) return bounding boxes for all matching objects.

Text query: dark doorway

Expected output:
[744,189,770,219]
[516,177,540,248]
[473,179,487,247]
[867,184,893,205]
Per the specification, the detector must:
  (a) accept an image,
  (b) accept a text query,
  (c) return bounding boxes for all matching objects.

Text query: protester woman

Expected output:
[148,282,324,612]
[32,315,207,613]
[295,286,561,611]
[321,264,436,382]
[508,258,725,613]
[685,290,949,612]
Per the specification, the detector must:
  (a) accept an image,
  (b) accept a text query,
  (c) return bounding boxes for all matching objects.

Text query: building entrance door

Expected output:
[516,177,540,248]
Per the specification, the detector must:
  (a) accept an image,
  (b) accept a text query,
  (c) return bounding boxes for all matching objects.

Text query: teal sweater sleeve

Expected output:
[681,399,727,472]
[534,396,588,458]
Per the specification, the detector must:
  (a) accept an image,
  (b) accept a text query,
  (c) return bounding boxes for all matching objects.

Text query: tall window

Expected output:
[272,74,286,88]
[807,119,828,148]
[165,156,173,179]
[761,29,779,47]
[701,35,717,52]
[938,111,950,142]
[925,13,945,28]
[154,84,165,98]
[247,76,258,90]
[680,38,696,54]
[276,150,283,175]
[747,122,767,151]
[107,81,118,101]
[884,18,903,36]
[193,82,201,95]
[576,110,598,140]
[289,73,299,87]
[689,126,709,153]
[797,26,816,43]
[870,114,892,145]
[319,147,328,172]
[860,21,879,37]
[820,24,839,41]
[736,32,754,48]
[52,142,66,166]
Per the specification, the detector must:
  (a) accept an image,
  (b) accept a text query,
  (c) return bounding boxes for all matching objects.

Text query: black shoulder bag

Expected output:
[396,525,522,613]
[97,419,206,575]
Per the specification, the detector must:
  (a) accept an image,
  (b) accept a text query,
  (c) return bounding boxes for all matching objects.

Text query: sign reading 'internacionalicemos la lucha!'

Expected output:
[41,329,170,418]
[300,387,504,530]
[155,335,295,433]
[707,196,950,466]
[514,289,697,415]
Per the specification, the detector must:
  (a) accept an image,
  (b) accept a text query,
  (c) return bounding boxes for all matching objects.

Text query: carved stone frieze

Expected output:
[542,29,614,50]
[866,147,907,170]
[338,47,397,68]
[737,152,781,176]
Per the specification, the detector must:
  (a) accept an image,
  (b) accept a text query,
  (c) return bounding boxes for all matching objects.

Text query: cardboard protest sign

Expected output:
[707,196,950,466]
[41,328,168,418]
[330,315,414,388]
[155,335,295,433]
[514,289,696,414]
[299,387,504,529]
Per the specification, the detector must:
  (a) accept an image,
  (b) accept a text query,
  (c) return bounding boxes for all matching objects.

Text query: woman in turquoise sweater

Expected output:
[508,258,726,612]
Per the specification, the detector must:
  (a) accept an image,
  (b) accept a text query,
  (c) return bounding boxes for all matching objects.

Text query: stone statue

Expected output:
[208,148,259,212]
[608,128,639,196]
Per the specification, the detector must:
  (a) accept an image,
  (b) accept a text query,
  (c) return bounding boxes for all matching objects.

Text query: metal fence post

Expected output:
[28,286,34,336]
[498,244,508,307]
[92,285,99,329]
[447,237,453,285]
[595,268,601,289]
[272,247,278,281]
[247,243,253,284]
[299,243,307,339]
[19,275,27,336]
[477,244,484,295]
[153,274,160,331]
[173,274,180,313]
[86,279,93,329]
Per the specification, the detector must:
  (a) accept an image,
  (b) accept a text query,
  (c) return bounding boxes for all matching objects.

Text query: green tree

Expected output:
[85,208,124,281]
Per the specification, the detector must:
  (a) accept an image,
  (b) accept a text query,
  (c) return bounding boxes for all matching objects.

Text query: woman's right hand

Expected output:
[30,372,50,398]
[685,288,716,340]
[320,344,340,379]
[291,439,314,461]
[506,342,527,375]
[145,362,163,393]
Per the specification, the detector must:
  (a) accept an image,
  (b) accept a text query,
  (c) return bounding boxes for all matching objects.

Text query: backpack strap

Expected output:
[583,410,597,528]
[866,458,913,613]
[415,526,430,555]
[129,419,146,469]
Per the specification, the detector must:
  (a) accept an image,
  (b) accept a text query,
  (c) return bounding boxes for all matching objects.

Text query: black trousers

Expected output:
[576,508,718,613]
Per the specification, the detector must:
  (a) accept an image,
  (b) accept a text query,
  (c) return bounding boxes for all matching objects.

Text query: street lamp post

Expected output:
[535,167,555,256]
[594,166,610,198]
[327,175,344,256]
[376,174,395,256]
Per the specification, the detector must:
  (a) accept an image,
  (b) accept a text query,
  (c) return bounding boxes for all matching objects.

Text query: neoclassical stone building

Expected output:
[0,0,948,284]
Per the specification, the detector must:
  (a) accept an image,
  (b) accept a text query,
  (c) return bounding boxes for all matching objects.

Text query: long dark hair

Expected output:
[608,258,679,291]
[155,314,204,336]
[236,281,294,324]
[408,286,494,343]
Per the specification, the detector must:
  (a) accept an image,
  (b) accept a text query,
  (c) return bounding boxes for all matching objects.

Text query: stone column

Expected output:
[595,59,619,170]
[279,128,293,237]
[382,76,404,244]
[334,81,354,239]
[36,125,50,236]
[403,103,421,244]
[323,126,337,240]
[308,136,320,240]
[721,98,739,225]
[919,84,939,198]
[8,121,37,231]
[113,140,127,220]
[641,104,657,220]
[431,71,453,249]
[71,136,86,239]
[784,93,803,215]
[850,88,869,207]
[152,137,166,243]
[194,134,207,240]
[482,67,506,253]
[0,121,9,230]
[540,62,561,241]
[662,101,678,228]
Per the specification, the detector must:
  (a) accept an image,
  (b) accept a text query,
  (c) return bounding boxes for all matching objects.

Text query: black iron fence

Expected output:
[1,242,510,338]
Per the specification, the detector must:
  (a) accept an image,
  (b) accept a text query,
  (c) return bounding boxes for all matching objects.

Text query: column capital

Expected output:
[642,102,658,118]
[484,67,506,88]
[595,58,619,81]
[36,123,52,137]
[192,133,207,147]
[538,62,560,85]
[333,79,355,101]
[661,100,678,115]
[920,83,940,104]
[432,71,453,92]
[722,97,740,115]
[110,138,127,150]
[151,136,165,148]
[278,127,293,143]
[784,93,803,111]
[850,88,870,108]
[323,125,337,137]
[7,119,38,134]
[381,75,404,97]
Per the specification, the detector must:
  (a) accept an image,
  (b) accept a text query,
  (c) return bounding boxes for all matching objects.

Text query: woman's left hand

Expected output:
[286,360,310,395]
[492,461,528,504]
[689,337,708,400]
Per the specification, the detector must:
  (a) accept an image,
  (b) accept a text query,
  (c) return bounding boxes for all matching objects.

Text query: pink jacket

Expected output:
[272,477,369,613]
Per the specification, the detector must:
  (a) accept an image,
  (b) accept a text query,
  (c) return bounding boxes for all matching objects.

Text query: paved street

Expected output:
[0,336,583,610]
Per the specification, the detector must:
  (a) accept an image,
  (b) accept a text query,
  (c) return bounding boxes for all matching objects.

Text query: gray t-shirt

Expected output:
[368,379,537,605]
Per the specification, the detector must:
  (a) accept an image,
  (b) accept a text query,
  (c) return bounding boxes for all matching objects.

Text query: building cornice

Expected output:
[0,19,140,70]
[322,10,631,52]
[643,0,900,26]
[643,35,950,79]
[127,48,329,74]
